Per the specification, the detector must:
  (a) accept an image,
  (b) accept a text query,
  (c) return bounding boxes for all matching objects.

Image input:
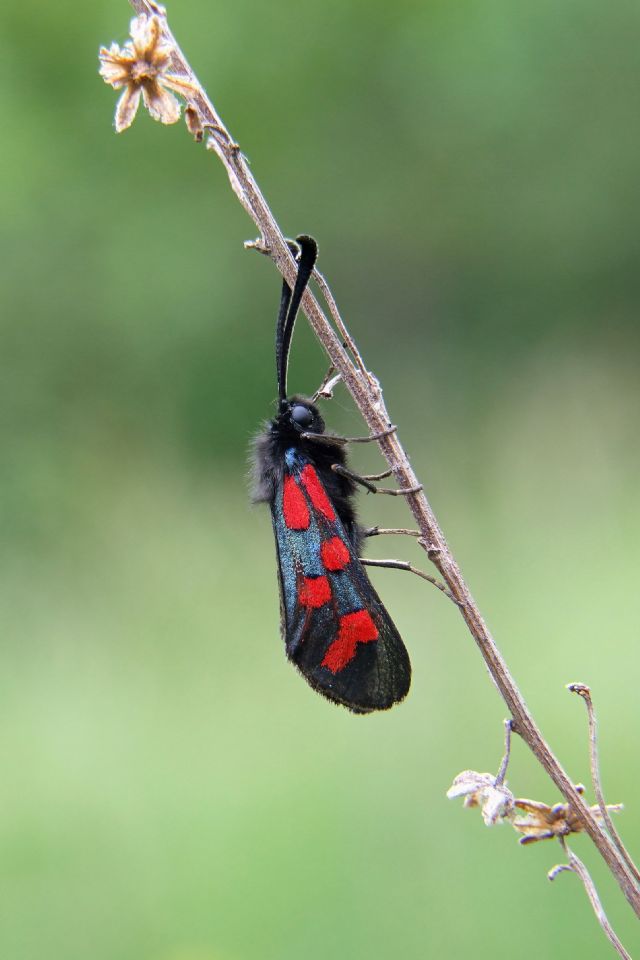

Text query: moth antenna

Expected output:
[276,235,318,401]
[274,281,293,399]
[274,239,298,402]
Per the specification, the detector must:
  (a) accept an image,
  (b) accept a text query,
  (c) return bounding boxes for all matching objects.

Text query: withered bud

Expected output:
[447,770,515,826]
[185,106,204,142]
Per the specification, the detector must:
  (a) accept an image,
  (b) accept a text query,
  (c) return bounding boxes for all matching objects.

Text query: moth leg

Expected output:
[345,425,397,444]
[360,558,463,607]
[359,468,393,481]
[331,463,423,497]
[301,424,397,446]
[363,526,421,538]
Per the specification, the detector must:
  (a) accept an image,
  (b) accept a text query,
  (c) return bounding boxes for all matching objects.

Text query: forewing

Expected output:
[271,453,411,713]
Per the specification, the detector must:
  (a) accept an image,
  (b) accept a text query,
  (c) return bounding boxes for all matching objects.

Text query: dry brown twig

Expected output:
[567,683,640,885]
[99,0,640,938]
[549,842,632,960]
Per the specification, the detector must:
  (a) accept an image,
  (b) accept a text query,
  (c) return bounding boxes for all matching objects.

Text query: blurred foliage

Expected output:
[1,0,639,957]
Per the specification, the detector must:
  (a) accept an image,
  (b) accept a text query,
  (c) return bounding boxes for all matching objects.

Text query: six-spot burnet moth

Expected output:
[252,236,411,713]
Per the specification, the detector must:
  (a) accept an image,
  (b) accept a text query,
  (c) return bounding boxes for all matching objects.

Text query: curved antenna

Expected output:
[276,235,318,401]
[274,239,298,401]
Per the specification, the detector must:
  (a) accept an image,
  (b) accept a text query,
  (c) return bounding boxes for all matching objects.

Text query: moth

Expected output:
[253,236,411,713]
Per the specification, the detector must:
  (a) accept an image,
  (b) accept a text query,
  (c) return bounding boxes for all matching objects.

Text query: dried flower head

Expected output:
[512,795,623,845]
[448,770,623,844]
[447,770,515,826]
[99,15,196,132]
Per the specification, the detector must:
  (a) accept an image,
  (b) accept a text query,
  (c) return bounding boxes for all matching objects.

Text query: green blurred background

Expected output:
[2,0,639,957]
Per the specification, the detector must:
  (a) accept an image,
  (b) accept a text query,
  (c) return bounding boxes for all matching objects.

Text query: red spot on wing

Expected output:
[301,465,336,521]
[283,475,309,530]
[320,536,350,571]
[321,610,379,673]
[299,575,332,608]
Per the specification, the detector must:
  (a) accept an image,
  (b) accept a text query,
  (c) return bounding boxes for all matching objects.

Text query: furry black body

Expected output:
[253,395,360,550]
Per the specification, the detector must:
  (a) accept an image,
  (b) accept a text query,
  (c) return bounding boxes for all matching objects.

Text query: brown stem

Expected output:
[567,684,640,884]
[495,719,514,787]
[125,0,640,918]
[550,839,632,960]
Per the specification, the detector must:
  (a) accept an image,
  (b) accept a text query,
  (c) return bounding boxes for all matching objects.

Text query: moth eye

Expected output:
[290,404,314,428]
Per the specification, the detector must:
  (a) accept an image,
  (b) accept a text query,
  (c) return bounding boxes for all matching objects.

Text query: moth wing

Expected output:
[271,463,411,713]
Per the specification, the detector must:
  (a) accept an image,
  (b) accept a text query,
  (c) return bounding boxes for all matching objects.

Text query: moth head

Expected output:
[276,396,325,437]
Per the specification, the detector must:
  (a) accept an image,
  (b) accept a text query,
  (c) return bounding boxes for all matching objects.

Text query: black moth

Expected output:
[252,236,411,713]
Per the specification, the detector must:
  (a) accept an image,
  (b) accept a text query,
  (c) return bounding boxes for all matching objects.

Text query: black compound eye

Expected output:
[290,404,314,428]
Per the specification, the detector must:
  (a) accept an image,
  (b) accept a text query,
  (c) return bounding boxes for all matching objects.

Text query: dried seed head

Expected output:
[99,15,197,132]
[512,796,623,845]
[447,770,515,826]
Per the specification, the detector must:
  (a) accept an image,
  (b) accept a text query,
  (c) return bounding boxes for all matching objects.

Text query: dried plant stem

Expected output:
[127,0,640,920]
[495,719,514,787]
[550,840,632,960]
[568,684,640,884]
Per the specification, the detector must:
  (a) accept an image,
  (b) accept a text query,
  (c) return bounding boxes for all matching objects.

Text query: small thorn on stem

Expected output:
[312,367,342,401]
[244,238,271,255]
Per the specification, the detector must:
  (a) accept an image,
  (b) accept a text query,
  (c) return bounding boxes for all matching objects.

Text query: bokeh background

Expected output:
[2,0,639,957]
